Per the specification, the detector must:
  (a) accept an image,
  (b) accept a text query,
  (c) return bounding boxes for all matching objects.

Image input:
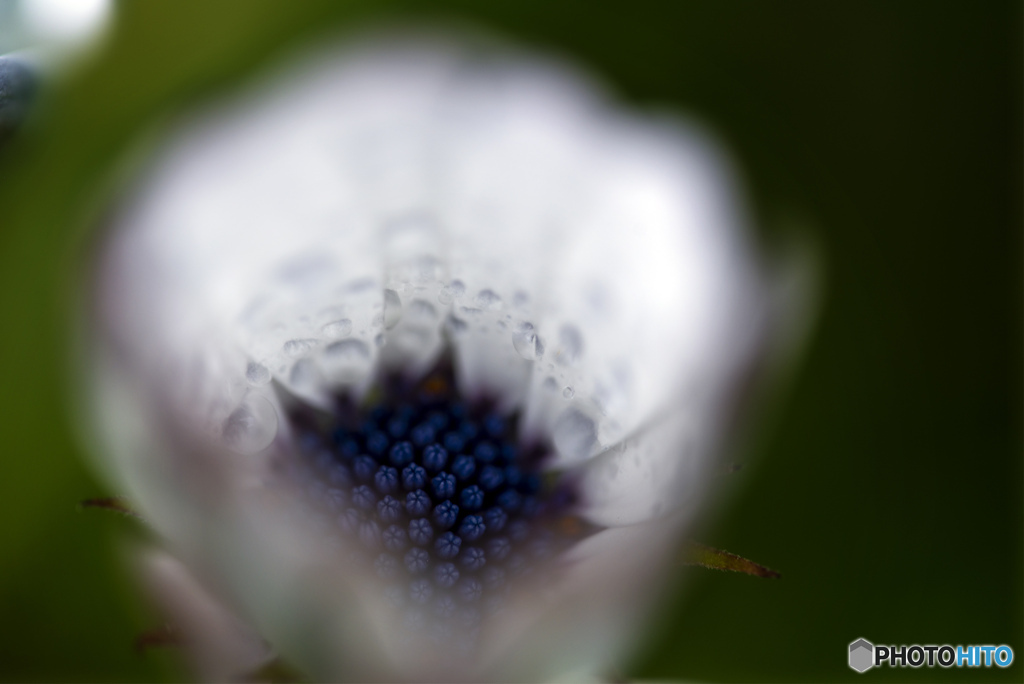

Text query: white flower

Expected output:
[83,33,770,682]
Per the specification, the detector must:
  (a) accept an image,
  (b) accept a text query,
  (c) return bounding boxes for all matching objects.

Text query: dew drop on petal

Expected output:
[562,386,575,399]
[321,318,353,339]
[474,289,503,311]
[393,328,429,349]
[289,358,321,389]
[512,322,543,361]
[552,409,597,463]
[284,338,318,358]
[542,376,558,392]
[383,289,403,329]
[222,395,277,454]
[437,280,465,305]
[245,361,271,386]
[445,314,468,336]
[407,300,437,322]
[325,338,371,362]
[556,325,583,366]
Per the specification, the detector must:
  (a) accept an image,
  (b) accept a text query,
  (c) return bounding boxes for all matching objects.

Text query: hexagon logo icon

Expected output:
[849,638,874,672]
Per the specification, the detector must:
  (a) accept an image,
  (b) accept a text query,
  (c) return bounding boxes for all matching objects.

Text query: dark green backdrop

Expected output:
[0,1,1019,681]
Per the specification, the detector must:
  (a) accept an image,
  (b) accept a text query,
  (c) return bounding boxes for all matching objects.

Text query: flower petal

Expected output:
[86,33,768,681]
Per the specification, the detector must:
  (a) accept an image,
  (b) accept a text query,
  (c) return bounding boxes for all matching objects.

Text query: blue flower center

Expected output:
[288,358,593,646]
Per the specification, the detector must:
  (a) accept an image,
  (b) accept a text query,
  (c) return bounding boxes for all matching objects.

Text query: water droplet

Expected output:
[437,280,465,305]
[321,318,353,339]
[552,409,597,463]
[325,338,371,362]
[245,361,271,386]
[394,328,429,348]
[475,289,503,311]
[445,314,468,335]
[562,386,575,399]
[556,325,583,366]
[542,376,558,392]
[346,277,377,293]
[375,333,386,347]
[283,338,317,358]
[289,358,321,388]
[383,290,402,329]
[222,395,278,454]
[407,300,437,322]
[512,323,543,361]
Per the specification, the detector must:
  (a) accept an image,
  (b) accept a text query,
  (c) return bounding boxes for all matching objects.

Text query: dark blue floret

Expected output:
[405,489,431,517]
[389,441,415,467]
[410,423,436,446]
[425,411,449,431]
[487,536,511,560]
[353,455,377,481]
[367,431,390,455]
[422,444,448,471]
[409,517,433,545]
[478,465,504,491]
[377,495,402,522]
[402,463,427,490]
[352,485,377,510]
[434,562,460,588]
[433,500,459,529]
[435,531,462,559]
[404,547,429,574]
[451,455,475,481]
[410,578,433,604]
[458,515,486,542]
[374,465,399,493]
[458,577,482,603]
[474,442,498,462]
[432,472,456,499]
[461,546,486,571]
[442,432,466,453]
[483,507,507,532]
[458,420,479,441]
[387,416,408,438]
[460,485,484,511]
[337,436,361,459]
[497,489,522,511]
[383,524,407,551]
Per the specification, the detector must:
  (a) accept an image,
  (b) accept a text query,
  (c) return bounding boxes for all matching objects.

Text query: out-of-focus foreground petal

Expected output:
[82,33,770,682]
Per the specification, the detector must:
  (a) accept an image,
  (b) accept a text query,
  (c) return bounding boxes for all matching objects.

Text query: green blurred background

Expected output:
[0,1,1019,681]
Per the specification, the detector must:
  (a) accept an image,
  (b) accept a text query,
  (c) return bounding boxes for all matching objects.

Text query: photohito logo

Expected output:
[849,638,1014,672]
